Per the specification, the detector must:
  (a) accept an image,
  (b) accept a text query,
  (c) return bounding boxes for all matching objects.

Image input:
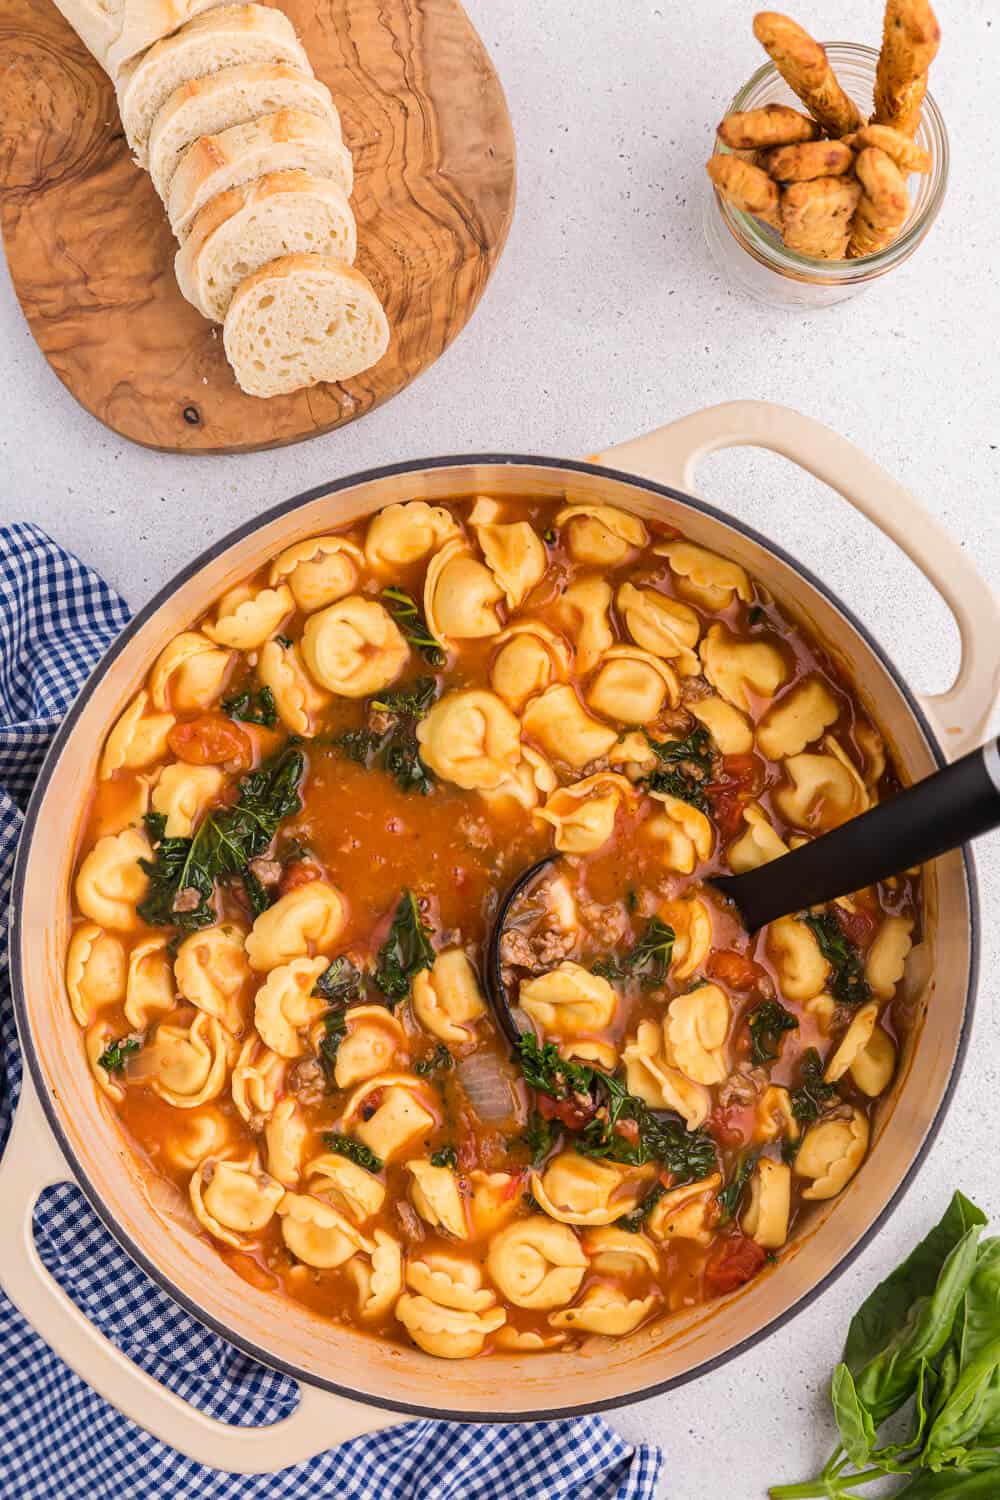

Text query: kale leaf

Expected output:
[322,1133,384,1173]
[615,1184,666,1233]
[516,1033,595,1099]
[717,1151,759,1222]
[373,890,436,1002]
[522,1112,559,1166]
[804,911,872,1005]
[314,956,365,1005]
[430,1145,458,1169]
[222,684,278,729]
[790,1046,839,1125]
[97,1036,140,1074]
[137,747,304,931]
[381,588,446,667]
[592,916,676,989]
[747,999,800,1065]
[643,727,714,810]
[334,676,437,795]
[578,1074,718,1182]
[414,1043,454,1077]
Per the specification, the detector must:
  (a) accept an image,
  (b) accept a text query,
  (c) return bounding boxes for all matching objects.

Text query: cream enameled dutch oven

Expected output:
[4,401,999,1474]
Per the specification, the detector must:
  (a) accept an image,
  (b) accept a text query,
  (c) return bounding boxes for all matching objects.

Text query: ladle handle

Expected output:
[714,739,1000,932]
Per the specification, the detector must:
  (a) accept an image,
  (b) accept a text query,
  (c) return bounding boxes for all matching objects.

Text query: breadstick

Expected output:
[842,124,931,174]
[765,139,854,182]
[847,146,910,257]
[873,0,940,137]
[718,104,819,150]
[707,155,781,228]
[752,11,862,136]
[781,175,862,259]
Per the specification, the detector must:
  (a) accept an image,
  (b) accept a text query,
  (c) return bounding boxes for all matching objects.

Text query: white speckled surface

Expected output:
[1,1,998,1495]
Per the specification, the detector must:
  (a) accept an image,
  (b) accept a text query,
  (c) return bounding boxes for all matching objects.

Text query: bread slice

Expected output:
[49,0,118,68]
[223,253,389,397]
[106,0,229,79]
[166,106,352,240]
[176,170,357,322]
[148,61,340,202]
[117,4,310,163]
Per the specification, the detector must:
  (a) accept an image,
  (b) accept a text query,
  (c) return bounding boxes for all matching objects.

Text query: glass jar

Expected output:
[703,42,948,308]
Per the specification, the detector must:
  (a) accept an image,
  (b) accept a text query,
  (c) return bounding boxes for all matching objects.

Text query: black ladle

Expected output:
[485,738,1000,1045]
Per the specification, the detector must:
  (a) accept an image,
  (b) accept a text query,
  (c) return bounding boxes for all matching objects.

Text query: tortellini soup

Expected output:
[66,495,919,1358]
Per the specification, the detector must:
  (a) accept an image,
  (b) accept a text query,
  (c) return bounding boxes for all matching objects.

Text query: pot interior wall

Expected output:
[14,460,971,1416]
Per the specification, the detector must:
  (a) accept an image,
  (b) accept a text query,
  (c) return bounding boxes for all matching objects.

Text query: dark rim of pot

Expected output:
[9,453,980,1423]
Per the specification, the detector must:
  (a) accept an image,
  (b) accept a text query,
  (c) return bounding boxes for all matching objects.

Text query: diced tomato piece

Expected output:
[708,790,747,840]
[279,860,324,894]
[535,1091,596,1129]
[707,949,765,991]
[704,1234,768,1295]
[832,903,878,950]
[721,753,766,797]
[168,714,251,769]
[705,1103,750,1150]
[456,1131,479,1172]
[614,1117,640,1145]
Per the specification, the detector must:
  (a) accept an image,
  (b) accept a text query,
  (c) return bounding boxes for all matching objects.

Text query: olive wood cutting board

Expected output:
[0,0,515,453]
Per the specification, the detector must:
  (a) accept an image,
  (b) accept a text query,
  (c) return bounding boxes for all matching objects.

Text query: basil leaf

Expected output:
[853,1223,986,1427]
[831,1362,878,1468]
[893,1458,1000,1497]
[845,1193,988,1376]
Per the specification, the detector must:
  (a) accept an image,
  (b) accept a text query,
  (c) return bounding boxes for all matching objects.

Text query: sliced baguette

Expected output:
[223,253,389,397]
[148,61,340,202]
[176,170,357,322]
[49,0,118,68]
[166,106,352,240]
[106,0,230,78]
[117,3,310,163]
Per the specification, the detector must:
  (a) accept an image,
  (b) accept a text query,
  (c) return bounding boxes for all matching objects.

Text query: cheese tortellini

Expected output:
[190,1158,284,1248]
[66,924,126,1026]
[664,983,730,1086]
[257,639,331,737]
[100,691,175,778]
[341,1073,438,1162]
[656,540,751,612]
[586,646,680,724]
[742,1158,792,1249]
[204,584,294,651]
[477,521,547,608]
[555,504,648,565]
[647,1175,722,1246]
[487,1216,588,1309]
[773,737,869,831]
[148,632,232,713]
[554,577,614,673]
[416,689,521,790]
[531,1153,651,1227]
[124,935,176,1028]
[364,501,461,570]
[617,583,701,674]
[411,949,486,1045]
[537,773,633,854]
[74,829,150,931]
[728,802,789,873]
[245,882,346,972]
[407,1158,468,1238]
[301,597,409,697]
[253,956,329,1057]
[424,538,503,641]
[794,1109,869,1200]
[147,1013,235,1108]
[490,621,571,710]
[334,1005,408,1088]
[269,535,363,611]
[866,917,913,999]
[622,1019,711,1128]
[644,792,714,874]
[700,623,788,711]
[520,962,617,1035]
[757,678,840,761]
[767,916,830,1002]
[175,924,250,1034]
[522,684,617,769]
[151,764,224,838]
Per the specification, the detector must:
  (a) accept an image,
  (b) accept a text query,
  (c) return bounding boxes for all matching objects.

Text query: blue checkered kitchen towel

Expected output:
[0,524,663,1500]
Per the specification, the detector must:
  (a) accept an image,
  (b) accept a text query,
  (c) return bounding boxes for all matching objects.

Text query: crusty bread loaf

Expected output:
[166,106,353,239]
[117,4,310,163]
[106,0,228,79]
[148,61,340,202]
[49,0,118,67]
[176,171,357,322]
[223,253,388,397]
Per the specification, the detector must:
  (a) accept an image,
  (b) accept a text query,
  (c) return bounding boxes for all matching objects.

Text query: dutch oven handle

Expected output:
[595,400,1000,761]
[0,1072,409,1472]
